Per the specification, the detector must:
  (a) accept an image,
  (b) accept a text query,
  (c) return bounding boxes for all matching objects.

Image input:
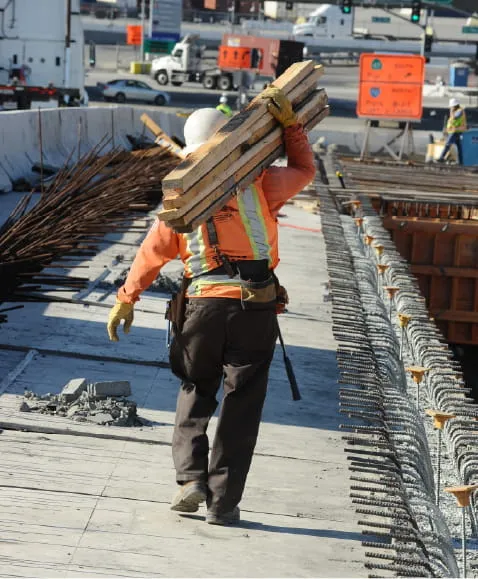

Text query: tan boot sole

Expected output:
[170,484,207,513]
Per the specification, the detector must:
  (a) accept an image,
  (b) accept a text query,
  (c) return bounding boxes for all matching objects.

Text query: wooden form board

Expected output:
[158,60,328,232]
[379,198,478,345]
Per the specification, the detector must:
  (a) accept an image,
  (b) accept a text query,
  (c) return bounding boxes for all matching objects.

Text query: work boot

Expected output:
[170,481,207,513]
[206,506,240,526]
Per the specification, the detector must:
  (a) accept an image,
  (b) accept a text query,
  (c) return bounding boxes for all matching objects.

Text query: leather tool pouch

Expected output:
[272,273,289,314]
[240,276,277,310]
[165,276,190,333]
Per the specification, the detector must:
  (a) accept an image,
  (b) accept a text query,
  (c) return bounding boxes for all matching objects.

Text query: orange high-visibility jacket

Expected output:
[118,124,316,303]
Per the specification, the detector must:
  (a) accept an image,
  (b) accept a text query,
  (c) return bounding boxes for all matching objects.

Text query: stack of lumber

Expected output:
[158,60,329,233]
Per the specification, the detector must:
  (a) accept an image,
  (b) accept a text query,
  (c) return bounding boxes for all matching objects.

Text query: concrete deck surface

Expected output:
[0,199,365,578]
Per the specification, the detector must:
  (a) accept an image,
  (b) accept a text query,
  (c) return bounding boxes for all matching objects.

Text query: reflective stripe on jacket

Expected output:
[183,182,276,297]
[117,123,316,302]
[447,107,467,133]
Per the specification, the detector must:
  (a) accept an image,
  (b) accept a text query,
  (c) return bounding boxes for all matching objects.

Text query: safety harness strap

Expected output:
[205,217,236,278]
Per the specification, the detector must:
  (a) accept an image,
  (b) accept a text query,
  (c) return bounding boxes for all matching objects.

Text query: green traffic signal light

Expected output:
[343,6,351,13]
[411,13,420,22]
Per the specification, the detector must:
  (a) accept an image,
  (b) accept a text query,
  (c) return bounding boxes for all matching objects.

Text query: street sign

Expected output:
[126,25,142,46]
[149,0,181,42]
[357,54,426,121]
[372,16,391,23]
[463,26,478,34]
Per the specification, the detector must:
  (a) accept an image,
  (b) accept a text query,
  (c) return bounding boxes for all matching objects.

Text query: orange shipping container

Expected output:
[217,46,262,70]
[221,35,279,77]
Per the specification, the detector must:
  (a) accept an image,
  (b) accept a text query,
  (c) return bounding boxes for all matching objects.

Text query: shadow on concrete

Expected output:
[241,520,364,541]
[1,306,342,432]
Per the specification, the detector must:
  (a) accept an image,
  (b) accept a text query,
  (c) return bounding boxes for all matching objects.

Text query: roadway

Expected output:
[81,13,478,58]
[85,47,478,132]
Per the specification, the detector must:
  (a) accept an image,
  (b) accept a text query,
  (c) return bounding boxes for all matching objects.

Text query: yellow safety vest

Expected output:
[447,107,467,133]
[216,103,233,118]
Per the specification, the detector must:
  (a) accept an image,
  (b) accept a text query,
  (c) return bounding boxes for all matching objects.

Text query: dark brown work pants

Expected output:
[169,297,278,515]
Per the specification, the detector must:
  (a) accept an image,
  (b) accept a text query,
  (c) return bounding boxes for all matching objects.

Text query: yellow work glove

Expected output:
[107,299,134,342]
[260,86,298,128]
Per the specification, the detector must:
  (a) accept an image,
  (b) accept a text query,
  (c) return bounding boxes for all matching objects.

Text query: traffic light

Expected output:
[423,33,433,53]
[340,0,352,14]
[285,1,293,9]
[410,0,421,23]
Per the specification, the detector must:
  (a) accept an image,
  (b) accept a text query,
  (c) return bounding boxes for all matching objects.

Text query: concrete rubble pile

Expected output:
[98,268,181,295]
[19,378,147,427]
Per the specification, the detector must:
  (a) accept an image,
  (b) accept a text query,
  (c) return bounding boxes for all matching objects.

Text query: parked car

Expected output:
[96,79,171,105]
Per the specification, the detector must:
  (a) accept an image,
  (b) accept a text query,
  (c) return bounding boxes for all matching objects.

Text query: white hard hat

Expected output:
[219,94,227,104]
[183,108,228,156]
[449,97,459,107]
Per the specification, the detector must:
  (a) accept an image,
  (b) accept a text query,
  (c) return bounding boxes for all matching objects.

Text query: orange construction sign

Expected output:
[357,54,426,121]
[127,25,142,46]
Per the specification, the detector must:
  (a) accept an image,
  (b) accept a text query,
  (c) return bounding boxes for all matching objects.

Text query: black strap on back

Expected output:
[205,217,236,278]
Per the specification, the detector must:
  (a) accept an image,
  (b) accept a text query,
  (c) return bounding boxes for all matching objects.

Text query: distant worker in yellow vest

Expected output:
[438,98,467,165]
[216,93,233,117]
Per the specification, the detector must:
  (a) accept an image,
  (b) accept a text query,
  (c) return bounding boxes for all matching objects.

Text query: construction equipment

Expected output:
[158,60,329,232]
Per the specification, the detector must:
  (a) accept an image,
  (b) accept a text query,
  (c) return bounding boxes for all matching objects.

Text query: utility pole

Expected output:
[65,0,72,87]
[140,0,146,62]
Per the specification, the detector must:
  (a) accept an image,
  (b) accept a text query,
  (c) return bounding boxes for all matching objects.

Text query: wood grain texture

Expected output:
[159,93,329,230]
[161,62,321,194]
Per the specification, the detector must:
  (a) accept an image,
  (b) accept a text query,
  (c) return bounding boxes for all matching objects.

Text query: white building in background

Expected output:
[263,1,320,21]
[0,0,84,89]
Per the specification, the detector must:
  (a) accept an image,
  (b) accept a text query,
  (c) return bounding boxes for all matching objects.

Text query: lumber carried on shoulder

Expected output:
[158,60,329,232]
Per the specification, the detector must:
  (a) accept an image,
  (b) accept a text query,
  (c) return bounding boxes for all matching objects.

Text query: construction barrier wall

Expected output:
[0,106,187,192]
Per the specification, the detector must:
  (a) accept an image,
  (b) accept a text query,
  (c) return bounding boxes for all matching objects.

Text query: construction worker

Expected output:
[107,87,316,525]
[438,97,467,165]
[216,93,233,117]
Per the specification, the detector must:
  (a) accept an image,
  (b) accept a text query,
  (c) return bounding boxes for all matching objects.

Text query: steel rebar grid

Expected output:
[329,151,478,575]
[318,166,459,577]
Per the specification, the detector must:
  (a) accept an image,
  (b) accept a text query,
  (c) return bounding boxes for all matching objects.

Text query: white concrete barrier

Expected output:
[0,111,37,186]
[0,106,187,192]
[34,109,67,169]
[310,127,440,157]
[112,106,135,149]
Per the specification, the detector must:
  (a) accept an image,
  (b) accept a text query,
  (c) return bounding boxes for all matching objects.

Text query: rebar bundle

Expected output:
[0,138,180,322]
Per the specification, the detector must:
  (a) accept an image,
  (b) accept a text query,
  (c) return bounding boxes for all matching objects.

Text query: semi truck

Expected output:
[0,0,85,109]
[150,34,304,90]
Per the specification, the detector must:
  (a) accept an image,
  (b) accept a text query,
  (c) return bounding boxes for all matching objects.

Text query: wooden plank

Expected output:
[162,70,326,209]
[430,309,478,324]
[161,61,321,194]
[139,113,185,158]
[168,106,330,233]
[159,92,328,226]
[383,216,478,235]
[410,265,478,279]
[160,92,328,223]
